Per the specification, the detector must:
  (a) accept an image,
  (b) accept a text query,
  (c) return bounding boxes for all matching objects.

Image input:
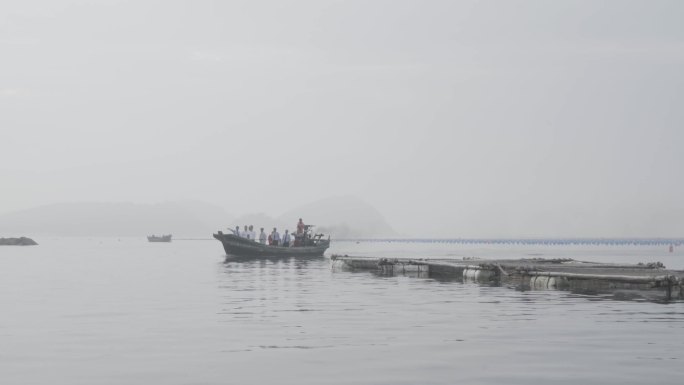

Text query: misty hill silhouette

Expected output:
[278,196,396,238]
[0,201,233,237]
[0,196,395,238]
[230,196,396,238]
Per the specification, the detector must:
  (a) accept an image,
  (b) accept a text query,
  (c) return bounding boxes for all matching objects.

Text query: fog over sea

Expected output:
[3,1,684,384]
[1,238,682,385]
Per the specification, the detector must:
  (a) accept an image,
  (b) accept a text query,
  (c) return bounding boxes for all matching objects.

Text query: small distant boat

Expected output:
[147,234,172,242]
[213,231,330,258]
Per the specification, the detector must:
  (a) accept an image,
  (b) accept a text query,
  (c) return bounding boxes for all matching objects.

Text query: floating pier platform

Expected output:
[330,255,684,301]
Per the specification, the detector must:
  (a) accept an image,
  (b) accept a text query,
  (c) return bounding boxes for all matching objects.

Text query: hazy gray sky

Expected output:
[1,0,683,237]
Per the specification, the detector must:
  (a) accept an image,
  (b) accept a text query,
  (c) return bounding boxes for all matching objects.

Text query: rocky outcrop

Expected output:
[0,237,38,246]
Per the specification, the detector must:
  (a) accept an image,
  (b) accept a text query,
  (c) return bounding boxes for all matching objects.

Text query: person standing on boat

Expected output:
[271,228,280,246]
[249,225,256,241]
[232,226,241,237]
[282,230,291,247]
[296,218,305,235]
[243,225,250,239]
[259,228,267,244]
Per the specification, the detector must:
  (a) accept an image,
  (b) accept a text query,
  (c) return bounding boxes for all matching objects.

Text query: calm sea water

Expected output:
[1,238,683,384]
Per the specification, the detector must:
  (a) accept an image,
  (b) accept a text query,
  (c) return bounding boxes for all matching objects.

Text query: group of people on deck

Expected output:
[231,218,308,247]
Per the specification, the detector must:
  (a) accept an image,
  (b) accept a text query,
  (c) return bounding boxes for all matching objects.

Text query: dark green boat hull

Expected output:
[213,232,330,257]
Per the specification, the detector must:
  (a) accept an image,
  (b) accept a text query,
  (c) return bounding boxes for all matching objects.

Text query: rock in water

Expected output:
[0,237,38,246]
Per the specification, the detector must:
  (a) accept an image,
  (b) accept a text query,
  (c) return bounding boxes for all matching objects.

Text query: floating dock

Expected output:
[330,255,684,301]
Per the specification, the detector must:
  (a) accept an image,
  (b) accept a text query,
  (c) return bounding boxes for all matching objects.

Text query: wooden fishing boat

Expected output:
[213,231,330,257]
[147,234,172,242]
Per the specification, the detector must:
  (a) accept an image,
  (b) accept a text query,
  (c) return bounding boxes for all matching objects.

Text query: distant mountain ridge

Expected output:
[279,196,396,238]
[232,196,397,238]
[0,196,396,238]
[0,201,233,237]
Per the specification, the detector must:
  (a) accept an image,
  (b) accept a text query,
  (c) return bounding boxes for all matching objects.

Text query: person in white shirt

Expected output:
[243,225,250,239]
[231,226,240,237]
[249,225,256,241]
[282,230,291,247]
[271,228,280,246]
[258,228,267,244]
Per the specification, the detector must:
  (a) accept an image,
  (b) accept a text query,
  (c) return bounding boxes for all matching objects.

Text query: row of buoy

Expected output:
[341,238,683,246]
[462,267,494,281]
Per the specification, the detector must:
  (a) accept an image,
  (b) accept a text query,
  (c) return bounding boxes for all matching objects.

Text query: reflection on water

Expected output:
[0,238,682,385]
[224,254,326,265]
